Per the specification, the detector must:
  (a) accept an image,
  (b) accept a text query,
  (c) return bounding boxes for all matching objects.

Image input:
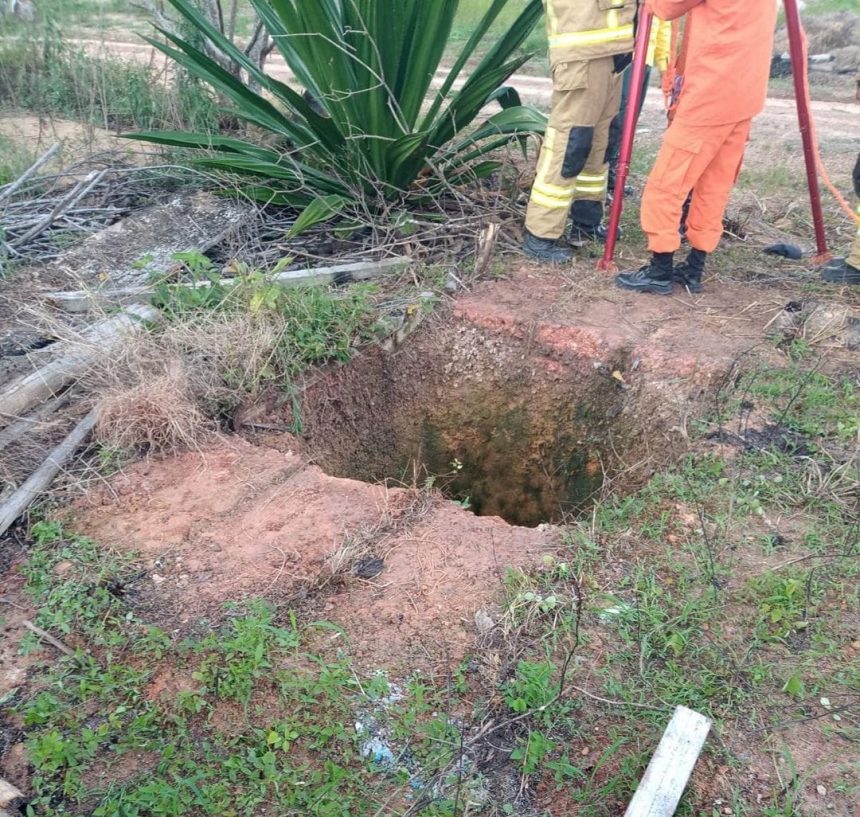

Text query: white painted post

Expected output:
[623,706,712,817]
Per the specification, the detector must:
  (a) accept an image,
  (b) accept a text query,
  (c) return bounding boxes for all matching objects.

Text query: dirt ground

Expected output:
[63,263,858,673]
[71,437,559,671]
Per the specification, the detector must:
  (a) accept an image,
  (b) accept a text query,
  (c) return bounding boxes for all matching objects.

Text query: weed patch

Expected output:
[89,254,384,454]
[12,523,470,816]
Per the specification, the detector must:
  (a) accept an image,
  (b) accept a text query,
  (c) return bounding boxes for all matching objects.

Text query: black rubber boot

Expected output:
[821,257,860,285]
[615,252,674,296]
[522,231,573,263]
[674,247,707,293]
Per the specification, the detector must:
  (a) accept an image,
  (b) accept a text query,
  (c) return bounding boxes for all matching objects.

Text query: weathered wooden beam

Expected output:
[44,257,412,313]
[0,305,159,426]
[623,706,712,817]
[0,408,97,536]
[0,392,71,453]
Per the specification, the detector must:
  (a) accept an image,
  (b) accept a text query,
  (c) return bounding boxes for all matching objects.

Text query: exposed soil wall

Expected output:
[243,313,639,527]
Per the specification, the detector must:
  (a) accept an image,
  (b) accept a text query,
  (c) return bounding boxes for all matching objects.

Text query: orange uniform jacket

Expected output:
[647,0,777,125]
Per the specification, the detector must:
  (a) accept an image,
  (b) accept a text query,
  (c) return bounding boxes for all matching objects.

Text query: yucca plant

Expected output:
[127,0,546,234]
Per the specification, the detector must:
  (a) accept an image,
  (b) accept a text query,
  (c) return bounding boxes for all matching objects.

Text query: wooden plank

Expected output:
[623,706,712,817]
[45,257,412,313]
[0,304,159,426]
[0,408,97,536]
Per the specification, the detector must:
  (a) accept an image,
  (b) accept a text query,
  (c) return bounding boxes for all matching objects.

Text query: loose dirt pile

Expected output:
[72,437,559,670]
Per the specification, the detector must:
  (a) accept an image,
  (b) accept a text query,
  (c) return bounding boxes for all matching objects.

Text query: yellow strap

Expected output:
[576,173,606,183]
[549,24,634,50]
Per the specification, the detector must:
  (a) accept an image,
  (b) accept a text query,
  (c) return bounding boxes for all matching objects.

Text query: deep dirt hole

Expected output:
[252,319,638,528]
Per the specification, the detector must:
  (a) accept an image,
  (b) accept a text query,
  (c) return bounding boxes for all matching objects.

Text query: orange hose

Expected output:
[798,25,859,225]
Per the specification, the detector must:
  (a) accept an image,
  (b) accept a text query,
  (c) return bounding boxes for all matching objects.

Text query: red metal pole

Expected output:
[597,8,653,271]
[783,0,828,258]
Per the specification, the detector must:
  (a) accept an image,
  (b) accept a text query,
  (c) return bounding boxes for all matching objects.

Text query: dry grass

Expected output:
[94,358,205,453]
[317,490,433,589]
[774,10,860,54]
[87,310,281,453]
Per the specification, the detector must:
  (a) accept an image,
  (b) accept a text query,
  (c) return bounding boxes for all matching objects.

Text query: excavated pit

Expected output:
[249,318,637,528]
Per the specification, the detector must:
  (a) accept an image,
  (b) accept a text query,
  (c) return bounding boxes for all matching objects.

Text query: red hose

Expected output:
[783,0,829,259]
[597,8,653,271]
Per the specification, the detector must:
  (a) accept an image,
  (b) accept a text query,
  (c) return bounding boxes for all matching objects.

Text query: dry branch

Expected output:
[45,257,412,313]
[10,170,106,247]
[474,221,500,278]
[22,619,77,658]
[0,142,60,204]
[0,160,213,266]
[0,305,160,425]
[0,408,97,536]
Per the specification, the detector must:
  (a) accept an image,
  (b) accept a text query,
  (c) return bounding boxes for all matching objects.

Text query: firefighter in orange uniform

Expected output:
[523,0,639,263]
[616,0,777,294]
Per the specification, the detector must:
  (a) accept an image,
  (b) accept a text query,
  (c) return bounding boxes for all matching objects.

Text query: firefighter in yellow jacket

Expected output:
[523,0,638,263]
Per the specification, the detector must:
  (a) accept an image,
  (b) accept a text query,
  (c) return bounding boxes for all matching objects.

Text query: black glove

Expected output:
[763,243,803,260]
[614,53,633,74]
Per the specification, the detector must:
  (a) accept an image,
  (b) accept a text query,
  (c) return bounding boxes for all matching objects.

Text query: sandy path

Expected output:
[73,38,860,144]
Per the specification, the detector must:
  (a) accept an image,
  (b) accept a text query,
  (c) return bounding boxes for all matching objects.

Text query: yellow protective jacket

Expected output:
[646,17,671,71]
[543,0,638,68]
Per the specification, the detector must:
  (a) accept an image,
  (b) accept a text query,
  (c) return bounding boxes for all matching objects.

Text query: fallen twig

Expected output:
[0,142,61,204]
[0,408,97,536]
[22,619,77,658]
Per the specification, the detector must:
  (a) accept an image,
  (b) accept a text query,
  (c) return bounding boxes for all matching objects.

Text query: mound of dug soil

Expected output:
[72,438,559,670]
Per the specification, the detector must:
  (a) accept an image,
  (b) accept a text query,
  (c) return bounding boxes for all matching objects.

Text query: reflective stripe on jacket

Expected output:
[544,0,637,67]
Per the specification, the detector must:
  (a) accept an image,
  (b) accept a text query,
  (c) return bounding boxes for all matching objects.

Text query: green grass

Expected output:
[151,251,385,379]
[798,0,859,12]
[482,360,859,816]
[451,0,547,73]
[14,522,464,817]
[0,133,36,186]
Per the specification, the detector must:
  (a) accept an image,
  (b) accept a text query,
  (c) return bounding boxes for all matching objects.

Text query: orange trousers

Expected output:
[641,118,751,254]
